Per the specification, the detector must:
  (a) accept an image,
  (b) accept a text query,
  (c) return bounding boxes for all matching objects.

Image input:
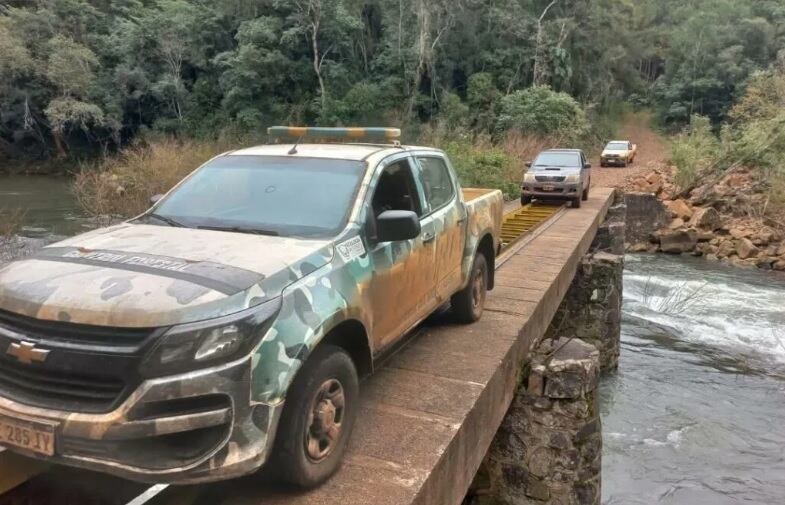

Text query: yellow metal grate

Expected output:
[499,203,564,252]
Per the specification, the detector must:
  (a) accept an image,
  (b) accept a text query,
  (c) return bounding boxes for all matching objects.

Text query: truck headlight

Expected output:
[523,173,536,183]
[140,297,281,377]
[565,174,579,183]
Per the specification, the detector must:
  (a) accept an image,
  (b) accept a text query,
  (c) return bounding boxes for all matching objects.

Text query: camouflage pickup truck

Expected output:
[0,128,503,487]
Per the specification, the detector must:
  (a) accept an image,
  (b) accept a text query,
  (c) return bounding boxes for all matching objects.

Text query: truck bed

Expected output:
[463,187,504,255]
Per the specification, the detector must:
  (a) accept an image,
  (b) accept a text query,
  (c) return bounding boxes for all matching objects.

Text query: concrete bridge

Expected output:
[1,188,622,505]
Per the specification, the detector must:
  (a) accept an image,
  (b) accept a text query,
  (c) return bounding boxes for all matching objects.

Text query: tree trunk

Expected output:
[52,130,67,158]
[533,0,558,86]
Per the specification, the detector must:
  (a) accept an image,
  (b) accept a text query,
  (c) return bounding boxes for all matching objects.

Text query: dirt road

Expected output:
[591,112,669,189]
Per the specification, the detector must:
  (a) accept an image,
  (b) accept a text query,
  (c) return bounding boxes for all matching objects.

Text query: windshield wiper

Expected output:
[146,213,188,228]
[197,225,280,236]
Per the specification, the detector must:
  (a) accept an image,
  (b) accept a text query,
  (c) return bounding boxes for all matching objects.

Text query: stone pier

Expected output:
[470,191,624,504]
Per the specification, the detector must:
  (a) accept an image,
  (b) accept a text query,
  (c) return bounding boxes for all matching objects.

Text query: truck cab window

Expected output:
[371,159,422,218]
[417,157,454,212]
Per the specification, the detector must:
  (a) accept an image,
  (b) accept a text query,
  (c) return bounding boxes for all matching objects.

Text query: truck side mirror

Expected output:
[150,194,164,205]
[583,163,592,169]
[525,162,532,168]
[376,210,421,242]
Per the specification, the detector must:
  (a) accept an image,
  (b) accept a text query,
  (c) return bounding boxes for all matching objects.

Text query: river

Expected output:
[1,175,87,238]
[1,177,784,502]
[602,254,785,504]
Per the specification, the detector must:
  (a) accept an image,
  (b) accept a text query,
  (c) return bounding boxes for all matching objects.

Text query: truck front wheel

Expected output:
[521,194,533,206]
[451,252,488,323]
[271,345,359,488]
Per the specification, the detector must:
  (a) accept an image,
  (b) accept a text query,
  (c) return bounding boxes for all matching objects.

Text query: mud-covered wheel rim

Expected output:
[471,261,487,311]
[304,378,345,462]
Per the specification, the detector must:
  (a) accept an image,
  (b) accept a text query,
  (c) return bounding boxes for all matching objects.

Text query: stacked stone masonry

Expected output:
[471,191,624,505]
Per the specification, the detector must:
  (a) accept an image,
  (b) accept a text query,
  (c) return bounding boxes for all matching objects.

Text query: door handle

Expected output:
[423,232,436,243]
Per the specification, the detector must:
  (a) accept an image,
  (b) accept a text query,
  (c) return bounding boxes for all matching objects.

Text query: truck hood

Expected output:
[602,149,628,156]
[0,224,333,327]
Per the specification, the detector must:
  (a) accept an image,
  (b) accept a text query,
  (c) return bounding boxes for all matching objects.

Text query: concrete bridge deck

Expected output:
[141,187,615,505]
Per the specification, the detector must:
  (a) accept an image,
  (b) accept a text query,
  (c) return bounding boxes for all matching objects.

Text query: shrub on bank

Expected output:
[74,138,236,219]
[671,115,721,191]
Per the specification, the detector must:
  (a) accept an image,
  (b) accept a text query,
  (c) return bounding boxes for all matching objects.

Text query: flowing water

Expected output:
[602,254,785,504]
[0,175,87,238]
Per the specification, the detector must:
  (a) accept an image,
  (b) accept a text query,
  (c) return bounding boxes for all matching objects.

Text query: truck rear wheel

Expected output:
[451,252,488,323]
[271,345,359,488]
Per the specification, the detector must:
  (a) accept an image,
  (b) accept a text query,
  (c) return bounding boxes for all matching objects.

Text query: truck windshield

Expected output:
[606,142,628,150]
[148,155,366,238]
[532,152,580,168]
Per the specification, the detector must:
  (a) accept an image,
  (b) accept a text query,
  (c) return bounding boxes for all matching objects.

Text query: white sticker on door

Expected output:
[336,236,366,263]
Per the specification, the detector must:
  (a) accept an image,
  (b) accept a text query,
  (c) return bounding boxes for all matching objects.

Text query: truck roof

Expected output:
[229,143,441,162]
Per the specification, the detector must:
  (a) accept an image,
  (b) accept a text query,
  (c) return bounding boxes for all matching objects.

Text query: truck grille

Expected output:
[0,308,155,350]
[535,175,566,183]
[0,309,156,413]
[0,354,127,412]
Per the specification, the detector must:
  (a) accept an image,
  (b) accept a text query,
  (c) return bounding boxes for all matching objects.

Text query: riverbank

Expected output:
[625,165,785,271]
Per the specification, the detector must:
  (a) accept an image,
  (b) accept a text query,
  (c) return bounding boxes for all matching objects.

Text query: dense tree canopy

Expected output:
[1,0,783,160]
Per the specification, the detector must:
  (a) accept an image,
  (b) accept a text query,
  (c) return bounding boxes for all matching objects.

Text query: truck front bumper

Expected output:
[0,356,283,484]
[521,183,581,200]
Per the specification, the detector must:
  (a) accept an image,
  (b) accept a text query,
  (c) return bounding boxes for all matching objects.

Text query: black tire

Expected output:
[451,252,488,324]
[582,185,589,201]
[271,345,359,488]
[521,194,533,206]
[600,162,606,168]
[572,196,582,208]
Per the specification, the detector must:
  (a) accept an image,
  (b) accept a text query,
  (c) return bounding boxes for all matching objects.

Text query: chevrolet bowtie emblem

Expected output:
[6,341,50,365]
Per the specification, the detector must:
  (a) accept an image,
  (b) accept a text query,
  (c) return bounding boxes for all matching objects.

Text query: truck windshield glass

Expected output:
[606,142,628,150]
[148,155,366,238]
[532,152,580,169]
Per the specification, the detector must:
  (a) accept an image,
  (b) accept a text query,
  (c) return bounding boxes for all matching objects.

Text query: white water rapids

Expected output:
[602,254,785,504]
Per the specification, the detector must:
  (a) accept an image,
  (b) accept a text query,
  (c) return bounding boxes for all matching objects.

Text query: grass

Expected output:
[73,137,240,219]
[640,277,709,316]
[0,207,26,242]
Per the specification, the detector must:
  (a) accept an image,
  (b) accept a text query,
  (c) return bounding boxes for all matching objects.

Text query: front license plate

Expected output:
[0,414,56,456]
[542,185,555,191]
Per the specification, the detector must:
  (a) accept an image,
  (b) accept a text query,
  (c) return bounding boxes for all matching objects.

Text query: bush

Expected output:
[442,138,521,200]
[670,115,721,190]
[496,86,588,142]
[74,138,238,220]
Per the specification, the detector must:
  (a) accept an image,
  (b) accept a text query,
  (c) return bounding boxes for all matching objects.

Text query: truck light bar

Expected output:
[267,126,401,142]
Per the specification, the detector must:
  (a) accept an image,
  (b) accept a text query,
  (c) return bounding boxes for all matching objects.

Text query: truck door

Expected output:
[365,155,438,351]
[415,155,466,302]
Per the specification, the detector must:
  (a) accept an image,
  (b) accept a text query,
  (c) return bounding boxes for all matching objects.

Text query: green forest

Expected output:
[1,0,784,162]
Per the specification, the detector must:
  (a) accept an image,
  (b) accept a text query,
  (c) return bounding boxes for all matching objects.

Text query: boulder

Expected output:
[717,240,736,258]
[689,207,721,231]
[660,229,697,254]
[777,243,785,256]
[669,218,685,229]
[736,238,760,260]
[730,228,751,239]
[695,230,715,242]
[666,199,693,220]
[628,242,650,253]
[774,260,785,271]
